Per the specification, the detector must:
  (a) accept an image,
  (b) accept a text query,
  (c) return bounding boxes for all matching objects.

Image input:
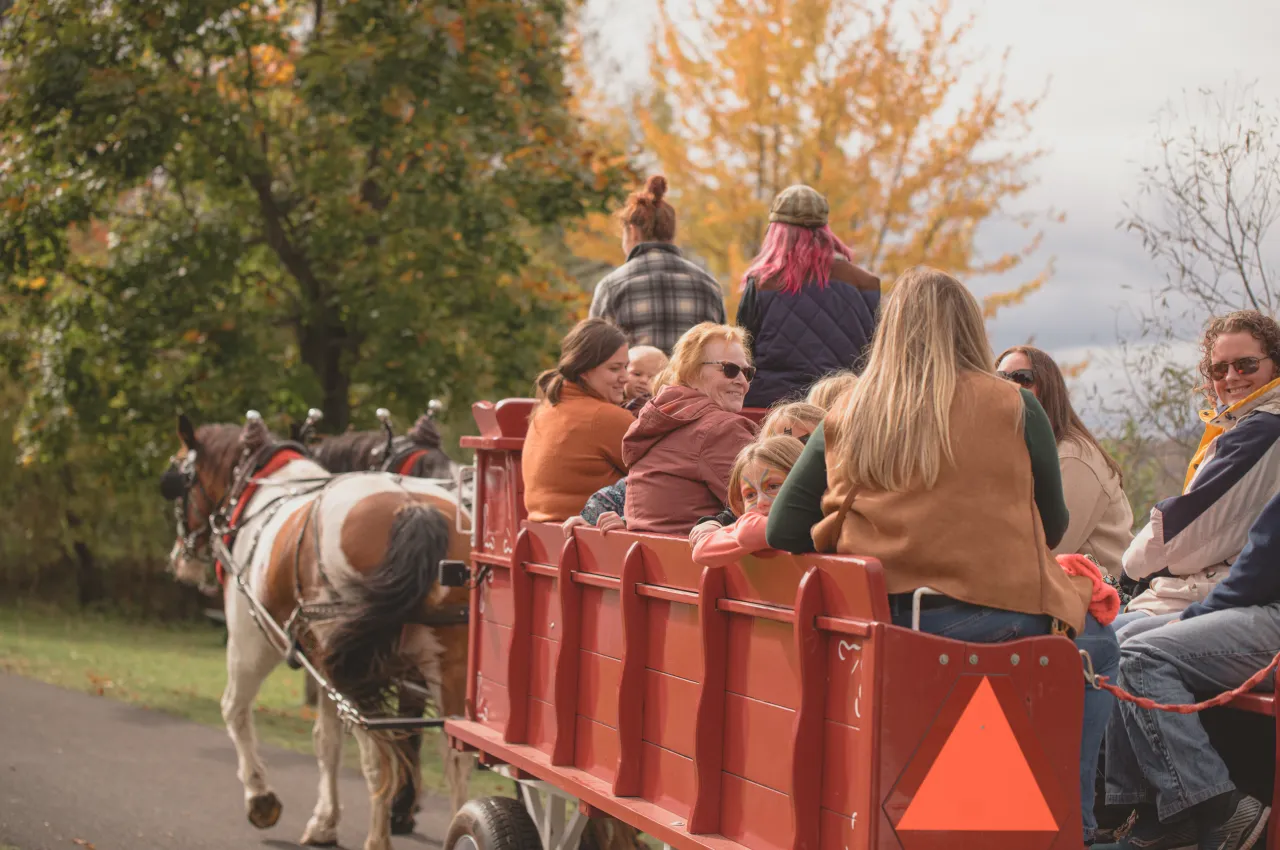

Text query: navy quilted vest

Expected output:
[744,281,879,408]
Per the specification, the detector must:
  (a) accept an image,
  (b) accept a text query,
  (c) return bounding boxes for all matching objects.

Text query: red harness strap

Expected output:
[216,449,306,585]
[395,449,428,477]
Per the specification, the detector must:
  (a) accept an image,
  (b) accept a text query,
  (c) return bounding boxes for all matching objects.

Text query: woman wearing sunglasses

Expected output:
[619,323,760,533]
[1112,309,1280,640]
[765,267,1119,844]
[995,346,1133,579]
[736,185,880,409]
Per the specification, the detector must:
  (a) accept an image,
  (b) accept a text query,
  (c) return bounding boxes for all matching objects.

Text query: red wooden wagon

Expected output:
[443,399,1280,850]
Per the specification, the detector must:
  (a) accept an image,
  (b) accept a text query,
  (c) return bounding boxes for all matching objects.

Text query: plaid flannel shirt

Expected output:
[588,243,726,354]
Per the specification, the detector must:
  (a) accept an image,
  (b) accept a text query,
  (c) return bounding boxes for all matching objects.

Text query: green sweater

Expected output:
[765,388,1068,554]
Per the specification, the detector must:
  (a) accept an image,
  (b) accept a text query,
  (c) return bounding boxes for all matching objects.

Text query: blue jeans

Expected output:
[1113,611,1180,643]
[1105,603,1280,822]
[889,597,1119,842]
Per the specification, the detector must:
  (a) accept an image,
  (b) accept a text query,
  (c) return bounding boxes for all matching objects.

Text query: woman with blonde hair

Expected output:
[765,267,1119,845]
[621,322,759,533]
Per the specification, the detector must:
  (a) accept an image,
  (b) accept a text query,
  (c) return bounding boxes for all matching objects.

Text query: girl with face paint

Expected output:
[688,436,804,567]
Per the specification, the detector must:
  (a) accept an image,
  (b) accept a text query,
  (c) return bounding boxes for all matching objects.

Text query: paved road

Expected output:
[0,673,454,850]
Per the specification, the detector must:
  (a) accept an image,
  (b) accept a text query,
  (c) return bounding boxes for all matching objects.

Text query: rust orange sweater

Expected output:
[522,383,635,522]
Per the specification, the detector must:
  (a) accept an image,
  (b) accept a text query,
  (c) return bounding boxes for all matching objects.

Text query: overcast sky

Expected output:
[582,0,1280,413]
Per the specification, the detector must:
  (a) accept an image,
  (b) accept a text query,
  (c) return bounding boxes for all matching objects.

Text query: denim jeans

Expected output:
[1114,611,1181,643]
[1110,609,1149,640]
[889,597,1119,842]
[1105,603,1280,822]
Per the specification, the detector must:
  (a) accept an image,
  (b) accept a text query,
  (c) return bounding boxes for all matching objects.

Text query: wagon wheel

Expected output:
[445,797,541,850]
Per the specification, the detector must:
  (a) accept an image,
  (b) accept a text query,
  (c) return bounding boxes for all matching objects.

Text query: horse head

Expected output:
[158,411,278,588]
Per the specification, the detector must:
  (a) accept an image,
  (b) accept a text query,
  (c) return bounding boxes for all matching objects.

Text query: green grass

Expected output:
[0,604,510,798]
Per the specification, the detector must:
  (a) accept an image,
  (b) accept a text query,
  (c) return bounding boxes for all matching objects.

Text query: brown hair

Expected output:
[727,436,805,515]
[1197,310,1280,402]
[653,322,750,394]
[615,175,676,243]
[806,370,858,410]
[996,345,1124,485]
[535,318,628,408]
[760,402,825,439]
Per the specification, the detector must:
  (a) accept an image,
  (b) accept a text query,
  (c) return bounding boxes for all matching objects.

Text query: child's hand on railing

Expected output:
[561,516,589,538]
[596,512,626,535]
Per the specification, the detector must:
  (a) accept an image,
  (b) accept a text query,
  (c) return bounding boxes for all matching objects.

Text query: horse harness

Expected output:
[194,440,471,730]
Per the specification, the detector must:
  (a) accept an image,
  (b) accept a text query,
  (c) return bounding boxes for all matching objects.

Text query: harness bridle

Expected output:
[165,449,220,572]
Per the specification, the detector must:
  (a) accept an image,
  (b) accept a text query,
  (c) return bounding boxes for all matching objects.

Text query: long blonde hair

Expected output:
[653,322,750,394]
[828,267,999,492]
[727,436,804,515]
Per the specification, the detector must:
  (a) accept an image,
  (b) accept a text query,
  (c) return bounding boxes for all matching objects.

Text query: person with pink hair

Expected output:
[736,185,880,408]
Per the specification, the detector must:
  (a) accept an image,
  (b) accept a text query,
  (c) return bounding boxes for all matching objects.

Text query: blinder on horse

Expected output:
[161,450,217,570]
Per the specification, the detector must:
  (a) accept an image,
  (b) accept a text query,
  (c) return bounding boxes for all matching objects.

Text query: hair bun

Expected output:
[645,175,668,204]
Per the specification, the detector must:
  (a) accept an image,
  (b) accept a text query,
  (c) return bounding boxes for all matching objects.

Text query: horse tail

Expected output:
[324,502,448,719]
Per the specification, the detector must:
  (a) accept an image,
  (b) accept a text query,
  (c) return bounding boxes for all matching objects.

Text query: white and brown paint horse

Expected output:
[297,404,469,833]
[161,413,473,850]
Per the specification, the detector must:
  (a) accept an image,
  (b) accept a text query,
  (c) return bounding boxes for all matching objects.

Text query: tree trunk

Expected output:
[298,313,354,433]
[61,466,104,607]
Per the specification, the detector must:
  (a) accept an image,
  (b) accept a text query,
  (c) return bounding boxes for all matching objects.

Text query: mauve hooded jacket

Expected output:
[622,385,758,534]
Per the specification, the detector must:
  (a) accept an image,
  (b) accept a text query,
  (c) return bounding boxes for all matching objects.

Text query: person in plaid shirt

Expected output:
[589,175,726,354]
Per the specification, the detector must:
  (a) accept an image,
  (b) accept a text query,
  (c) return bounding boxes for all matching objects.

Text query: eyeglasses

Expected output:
[1209,356,1271,381]
[997,369,1035,388]
[703,361,756,382]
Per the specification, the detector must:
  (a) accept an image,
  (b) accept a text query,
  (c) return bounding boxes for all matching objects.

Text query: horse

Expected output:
[291,402,471,834]
[298,403,460,482]
[160,411,474,850]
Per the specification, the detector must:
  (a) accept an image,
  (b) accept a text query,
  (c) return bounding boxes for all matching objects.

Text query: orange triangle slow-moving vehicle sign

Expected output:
[897,677,1057,832]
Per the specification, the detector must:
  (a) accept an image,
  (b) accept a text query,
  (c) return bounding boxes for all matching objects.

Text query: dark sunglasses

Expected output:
[997,369,1035,388]
[703,361,756,382]
[1209,356,1271,381]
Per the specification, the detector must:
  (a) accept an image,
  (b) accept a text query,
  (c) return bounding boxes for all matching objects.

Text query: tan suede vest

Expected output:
[813,372,1091,633]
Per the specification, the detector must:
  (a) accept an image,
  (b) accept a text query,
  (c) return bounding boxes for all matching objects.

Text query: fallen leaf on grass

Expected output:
[85,672,115,697]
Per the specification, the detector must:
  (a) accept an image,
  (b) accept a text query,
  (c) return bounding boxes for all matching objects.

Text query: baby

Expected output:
[623,345,669,412]
[688,436,804,567]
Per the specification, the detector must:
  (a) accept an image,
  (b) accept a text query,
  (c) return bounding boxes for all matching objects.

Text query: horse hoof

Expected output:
[247,791,283,829]
[390,811,416,836]
[300,821,338,846]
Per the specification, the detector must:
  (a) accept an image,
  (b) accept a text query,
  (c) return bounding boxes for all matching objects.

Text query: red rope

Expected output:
[1093,649,1280,714]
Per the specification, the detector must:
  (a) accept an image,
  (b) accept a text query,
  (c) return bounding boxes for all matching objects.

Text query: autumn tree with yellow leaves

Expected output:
[570,0,1053,318]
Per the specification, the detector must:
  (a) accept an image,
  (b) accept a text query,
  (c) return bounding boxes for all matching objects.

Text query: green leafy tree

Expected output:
[0,0,627,603]
[0,0,628,438]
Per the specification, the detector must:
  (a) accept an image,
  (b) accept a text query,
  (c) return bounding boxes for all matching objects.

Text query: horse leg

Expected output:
[300,679,342,846]
[222,596,284,829]
[354,726,397,850]
[390,683,425,835]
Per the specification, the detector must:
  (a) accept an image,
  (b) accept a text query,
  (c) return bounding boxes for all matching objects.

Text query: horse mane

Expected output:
[312,431,385,473]
[194,423,252,485]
